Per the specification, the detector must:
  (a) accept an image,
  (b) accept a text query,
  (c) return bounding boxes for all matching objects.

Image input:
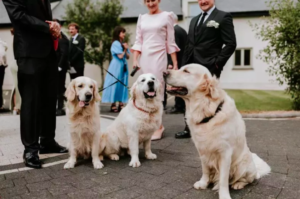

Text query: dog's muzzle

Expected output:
[77,93,93,107]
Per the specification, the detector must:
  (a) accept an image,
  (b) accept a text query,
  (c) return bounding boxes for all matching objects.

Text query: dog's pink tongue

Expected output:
[79,101,85,107]
[147,92,155,96]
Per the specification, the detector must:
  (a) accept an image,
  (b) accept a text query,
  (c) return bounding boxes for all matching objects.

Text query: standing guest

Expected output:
[175,0,237,139]
[102,26,130,112]
[53,19,69,116]
[68,23,86,80]
[9,29,22,115]
[165,12,188,114]
[131,0,180,141]
[3,0,68,169]
[0,38,8,113]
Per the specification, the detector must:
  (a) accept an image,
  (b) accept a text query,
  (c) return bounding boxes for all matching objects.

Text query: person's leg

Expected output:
[175,112,191,139]
[56,70,66,115]
[39,51,68,153]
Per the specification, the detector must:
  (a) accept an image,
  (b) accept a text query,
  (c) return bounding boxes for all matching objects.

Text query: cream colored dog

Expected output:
[99,73,162,167]
[64,77,103,169]
[165,64,271,199]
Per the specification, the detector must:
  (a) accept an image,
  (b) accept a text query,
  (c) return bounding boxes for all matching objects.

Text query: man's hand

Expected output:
[46,21,60,38]
[168,64,178,70]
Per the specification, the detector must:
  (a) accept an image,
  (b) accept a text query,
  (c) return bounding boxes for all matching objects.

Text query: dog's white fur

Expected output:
[64,77,103,169]
[0,39,8,66]
[166,64,271,199]
[99,73,163,167]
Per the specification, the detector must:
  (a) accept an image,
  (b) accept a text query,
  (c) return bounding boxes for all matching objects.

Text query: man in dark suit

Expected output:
[53,19,69,116]
[3,0,68,169]
[166,12,188,114]
[175,0,237,139]
[68,23,86,79]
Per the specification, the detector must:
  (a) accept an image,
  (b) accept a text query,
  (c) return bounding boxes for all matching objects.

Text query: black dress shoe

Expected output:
[23,152,42,169]
[40,141,68,154]
[166,107,185,114]
[175,130,191,139]
[56,109,66,116]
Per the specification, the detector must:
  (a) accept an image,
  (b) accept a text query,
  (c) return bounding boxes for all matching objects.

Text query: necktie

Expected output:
[197,12,207,33]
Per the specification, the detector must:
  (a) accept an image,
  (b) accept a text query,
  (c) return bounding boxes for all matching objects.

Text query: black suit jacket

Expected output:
[183,8,237,76]
[69,34,86,69]
[56,32,69,71]
[3,0,56,59]
[168,24,188,68]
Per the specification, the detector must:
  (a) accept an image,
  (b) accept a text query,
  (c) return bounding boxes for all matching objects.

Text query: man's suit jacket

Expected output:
[168,24,188,68]
[56,32,69,71]
[69,34,86,69]
[3,0,56,59]
[183,8,236,77]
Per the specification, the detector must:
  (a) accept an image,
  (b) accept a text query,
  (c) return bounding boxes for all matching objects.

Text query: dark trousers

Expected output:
[57,70,67,110]
[70,67,84,80]
[17,51,58,153]
[0,66,5,107]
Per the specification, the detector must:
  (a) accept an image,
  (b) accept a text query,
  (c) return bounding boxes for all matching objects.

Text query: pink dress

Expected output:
[131,11,180,100]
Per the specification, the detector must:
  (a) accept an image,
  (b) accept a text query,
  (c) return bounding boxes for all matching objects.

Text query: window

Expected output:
[233,48,253,69]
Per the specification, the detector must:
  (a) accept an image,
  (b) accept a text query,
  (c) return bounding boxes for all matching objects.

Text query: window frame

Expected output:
[233,48,253,70]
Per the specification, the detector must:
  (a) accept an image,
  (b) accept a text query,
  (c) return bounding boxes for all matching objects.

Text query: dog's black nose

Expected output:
[85,93,92,100]
[147,81,154,87]
[163,71,170,78]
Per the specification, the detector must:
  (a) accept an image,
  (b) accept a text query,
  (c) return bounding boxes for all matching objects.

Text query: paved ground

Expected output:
[0,104,300,199]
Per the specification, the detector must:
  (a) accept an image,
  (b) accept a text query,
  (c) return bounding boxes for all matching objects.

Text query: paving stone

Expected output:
[48,184,77,196]
[251,184,281,197]
[165,180,193,192]
[103,188,141,199]
[5,171,28,180]
[13,178,27,186]
[277,188,300,199]
[243,192,276,199]
[92,184,123,196]
[0,179,14,190]
[68,189,101,199]
[21,190,53,199]
[174,188,217,199]
[26,181,53,192]
[0,174,5,182]
[25,172,52,184]
[259,173,286,188]
[0,185,29,198]
[155,186,183,199]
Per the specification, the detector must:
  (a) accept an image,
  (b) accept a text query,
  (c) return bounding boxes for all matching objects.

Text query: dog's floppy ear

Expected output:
[93,80,101,102]
[65,80,76,101]
[130,81,137,100]
[199,74,220,100]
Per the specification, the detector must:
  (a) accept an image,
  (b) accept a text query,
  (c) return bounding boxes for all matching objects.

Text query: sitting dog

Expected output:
[64,77,103,169]
[165,64,271,199]
[99,73,162,167]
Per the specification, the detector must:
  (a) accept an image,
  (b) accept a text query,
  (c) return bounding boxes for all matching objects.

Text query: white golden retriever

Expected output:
[99,73,162,167]
[165,64,271,199]
[0,39,8,66]
[64,77,103,169]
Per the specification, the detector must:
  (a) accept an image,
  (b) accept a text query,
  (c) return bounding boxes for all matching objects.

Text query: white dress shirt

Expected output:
[197,5,216,26]
[72,33,79,41]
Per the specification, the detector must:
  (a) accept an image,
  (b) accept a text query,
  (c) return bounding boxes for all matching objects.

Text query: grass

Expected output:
[225,90,293,112]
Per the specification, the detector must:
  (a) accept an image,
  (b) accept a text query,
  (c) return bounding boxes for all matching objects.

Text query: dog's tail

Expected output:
[252,153,271,179]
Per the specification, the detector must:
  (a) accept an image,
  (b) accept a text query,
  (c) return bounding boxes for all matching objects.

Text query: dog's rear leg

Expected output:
[144,139,157,160]
[218,149,232,199]
[92,132,104,169]
[194,157,210,190]
[64,145,77,169]
[128,134,141,168]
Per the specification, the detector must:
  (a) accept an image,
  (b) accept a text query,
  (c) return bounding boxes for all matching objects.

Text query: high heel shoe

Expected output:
[151,125,165,141]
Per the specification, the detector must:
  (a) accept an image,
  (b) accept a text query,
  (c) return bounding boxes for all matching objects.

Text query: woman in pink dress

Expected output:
[131,0,180,140]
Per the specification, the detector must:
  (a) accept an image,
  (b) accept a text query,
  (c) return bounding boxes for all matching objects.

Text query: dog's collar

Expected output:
[133,100,155,114]
[198,101,224,124]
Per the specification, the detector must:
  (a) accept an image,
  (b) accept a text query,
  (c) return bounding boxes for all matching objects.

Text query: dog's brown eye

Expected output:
[141,79,145,82]
[183,70,189,73]
[90,85,93,89]
[78,85,83,88]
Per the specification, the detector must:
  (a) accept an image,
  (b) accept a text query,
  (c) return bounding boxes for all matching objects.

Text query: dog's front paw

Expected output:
[64,161,75,169]
[129,159,141,168]
[93,160,104,169]
[231,182,248,190]
[145,153,157,160]
[109,154,119,161]
[194,180,208,190]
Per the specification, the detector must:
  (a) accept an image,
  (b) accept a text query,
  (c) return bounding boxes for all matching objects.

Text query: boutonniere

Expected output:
[72,40,79,45]
[207,20,219,28]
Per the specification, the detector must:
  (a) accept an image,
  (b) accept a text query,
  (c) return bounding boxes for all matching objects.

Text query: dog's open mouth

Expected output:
[77,96,90,107]
[143,90,157,99]
[166,85,188,96]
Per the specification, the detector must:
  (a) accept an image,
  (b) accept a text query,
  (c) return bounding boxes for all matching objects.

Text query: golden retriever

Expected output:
[99,73,163,167]
[64,76,103,169]
[0,39,8,66]
[165,64,271,199]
